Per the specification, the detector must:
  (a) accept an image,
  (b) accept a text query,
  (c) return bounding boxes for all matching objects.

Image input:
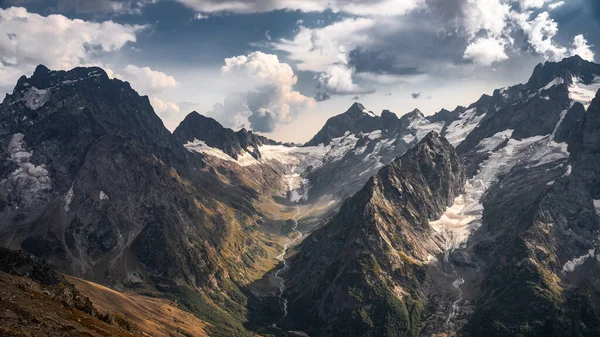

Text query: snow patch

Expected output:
[99,191,109,201]
[363,108,376,117]
[64,185,74,212]
[477,129,513,153]
[365,130,382,140]
[408,115,444,142]
[184,139,258,166]
[563,249,595,272]
[3,134,51,205]
[402,134,416,144]
[540,77,564,92]
[8,133,33,162]
[260,133,359,202]
[569,76,600,109]
[444,108,486,146]
[430,193,480,259]
[430,134,570,261]
[551,108,570,139]
[593,200,600,216]
[21,87,50,110]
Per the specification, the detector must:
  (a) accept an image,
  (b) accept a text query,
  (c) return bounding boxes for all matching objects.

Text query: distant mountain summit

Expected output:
[304,102,378,146]
[173,111,280,160]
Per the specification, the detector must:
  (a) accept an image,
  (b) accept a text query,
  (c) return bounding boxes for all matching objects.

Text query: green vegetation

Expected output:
[163,283,253,337]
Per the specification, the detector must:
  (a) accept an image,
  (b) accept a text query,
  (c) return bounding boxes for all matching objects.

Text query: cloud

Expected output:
[348,48,423,75]
[571,34,595,61]
[175,0,423,16]
[314,92,331,102]
[317,64,375,96]
[548,1,565,10]
[464,36,510,65]
[272,18,378,98]
[122,65,177,94]
[518,0,549,9]
[513,11,568,61]
[149,97,183,131]
[0,6,145,89]
[463,0,511,38]
[411,92,421,99]
[207,52,314,133]
[56,0,154,15]
[272,18,376,73]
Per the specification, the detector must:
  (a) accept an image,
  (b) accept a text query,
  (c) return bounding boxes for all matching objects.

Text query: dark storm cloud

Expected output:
[248,109,277,132]
[425,0,465,25]
[314,92,331,102]
[348,48,423,75]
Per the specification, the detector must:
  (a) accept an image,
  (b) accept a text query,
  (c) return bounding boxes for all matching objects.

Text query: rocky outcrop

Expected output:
[284,132,465,336]
[173,111,279,159]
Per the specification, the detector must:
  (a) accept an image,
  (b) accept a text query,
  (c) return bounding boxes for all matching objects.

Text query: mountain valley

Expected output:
[1,55,600,337]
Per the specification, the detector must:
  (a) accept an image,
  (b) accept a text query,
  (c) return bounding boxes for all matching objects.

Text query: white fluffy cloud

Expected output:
[209,52,314,132]
[463,0,511,38]
[317,64,375,96]
[513,11,567,61]
[272,18,377,99]
[518,0,548,9]
[176,0,423,16]
[122,65,177,94]
[461,1,592,65]
[464,36,510,66]
[273,18,376,73]
[0,7,145,89]
[548,1,565,10]
[571,35,595,62]
[149,97,183,131]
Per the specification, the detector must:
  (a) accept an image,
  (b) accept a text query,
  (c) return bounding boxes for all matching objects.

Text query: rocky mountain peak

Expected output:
[5,65,183,163]
[173,111,278,160]
[304,102,381,146]
[346,102,369,117]
[527,55,600,88]
[405,108,424,120]
[285,131,465,335]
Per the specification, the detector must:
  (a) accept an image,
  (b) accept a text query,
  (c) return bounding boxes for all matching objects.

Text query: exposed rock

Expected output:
[173,111,280,159]
[284,132,465,336]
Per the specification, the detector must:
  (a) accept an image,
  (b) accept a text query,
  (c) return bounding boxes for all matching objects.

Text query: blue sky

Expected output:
[1,0,599,142]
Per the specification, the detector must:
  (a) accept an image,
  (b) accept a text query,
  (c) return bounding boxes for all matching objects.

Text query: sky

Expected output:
[0,0,599,143]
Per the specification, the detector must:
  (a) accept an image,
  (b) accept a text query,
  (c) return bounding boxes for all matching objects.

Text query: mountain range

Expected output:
[1,55,600,337]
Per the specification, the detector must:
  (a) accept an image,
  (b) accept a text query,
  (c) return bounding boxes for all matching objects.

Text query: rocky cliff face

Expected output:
[464,86,600,337]
[0,65,285,337]
[278,56,600,337]
[283,132,465,336]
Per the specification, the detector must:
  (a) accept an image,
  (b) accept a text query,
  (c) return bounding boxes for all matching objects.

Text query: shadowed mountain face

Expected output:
[284,132,465,336]
[0,64,288,337]
[1,56,600,337]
